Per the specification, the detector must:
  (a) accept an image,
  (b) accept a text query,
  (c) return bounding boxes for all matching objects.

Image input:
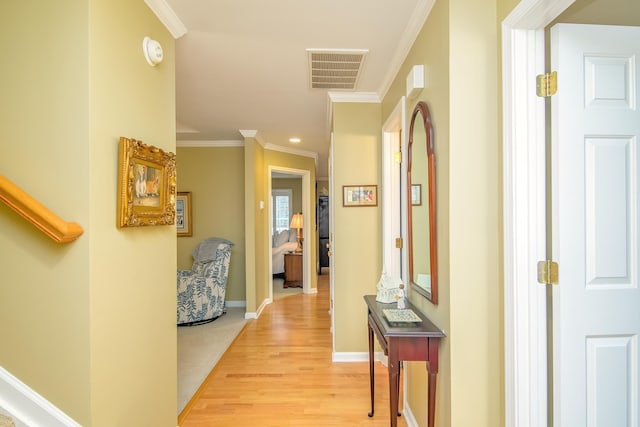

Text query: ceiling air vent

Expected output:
[307,49,368,90]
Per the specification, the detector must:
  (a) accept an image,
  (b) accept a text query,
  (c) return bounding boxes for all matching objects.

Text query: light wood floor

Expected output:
[178,274,407,427]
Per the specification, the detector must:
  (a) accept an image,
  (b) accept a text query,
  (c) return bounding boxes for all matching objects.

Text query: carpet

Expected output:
[177,307,246,414]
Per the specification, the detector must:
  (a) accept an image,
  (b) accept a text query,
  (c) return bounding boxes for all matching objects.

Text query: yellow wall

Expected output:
[176,147,246,302]
[0,1,177,425]
[380,0,500,426]
[0,1,91,421]
[175,144,316,311]
[331,102,382,352]
[89,0,177,425]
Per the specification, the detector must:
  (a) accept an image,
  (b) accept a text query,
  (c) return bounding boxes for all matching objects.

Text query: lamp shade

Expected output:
[290,213,303,229]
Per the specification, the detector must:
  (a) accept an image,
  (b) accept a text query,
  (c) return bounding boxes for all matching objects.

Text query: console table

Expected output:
[364,295,445,427]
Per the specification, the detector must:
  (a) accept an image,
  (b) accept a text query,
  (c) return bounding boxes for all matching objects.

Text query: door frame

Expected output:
[502,0,575,425]
[267,166,312,299]
[382,96,406,279]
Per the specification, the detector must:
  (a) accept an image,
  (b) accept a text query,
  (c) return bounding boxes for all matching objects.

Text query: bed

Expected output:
[272,229,298,274]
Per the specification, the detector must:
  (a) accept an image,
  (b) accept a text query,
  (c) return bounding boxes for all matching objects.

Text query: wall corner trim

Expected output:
[144,0,188,39]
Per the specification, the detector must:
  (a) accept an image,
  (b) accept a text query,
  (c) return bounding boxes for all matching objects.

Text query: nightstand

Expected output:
[283,252,302,288]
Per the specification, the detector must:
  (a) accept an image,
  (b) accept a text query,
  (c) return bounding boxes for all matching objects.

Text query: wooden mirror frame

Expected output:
[407,101,438,304]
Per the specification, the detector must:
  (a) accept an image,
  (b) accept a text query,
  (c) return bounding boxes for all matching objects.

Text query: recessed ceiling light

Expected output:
[289,137,301,143]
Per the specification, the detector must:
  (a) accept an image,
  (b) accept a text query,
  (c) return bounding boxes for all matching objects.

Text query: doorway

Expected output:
[267,166,311,302]
[503,0,640,425]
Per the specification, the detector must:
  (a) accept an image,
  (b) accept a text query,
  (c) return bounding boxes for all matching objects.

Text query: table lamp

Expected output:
[290,212,303,253]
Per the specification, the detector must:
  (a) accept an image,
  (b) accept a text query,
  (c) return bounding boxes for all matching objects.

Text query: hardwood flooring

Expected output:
[178,274,407,427]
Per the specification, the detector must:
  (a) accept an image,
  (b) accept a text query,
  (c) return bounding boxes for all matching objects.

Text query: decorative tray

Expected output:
[382,309,422,323]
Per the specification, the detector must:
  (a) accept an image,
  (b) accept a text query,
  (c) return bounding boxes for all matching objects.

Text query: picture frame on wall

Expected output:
[176,192,192,237]
[411,184,422,206]
[117,136,176,228]
[342,185,378,207]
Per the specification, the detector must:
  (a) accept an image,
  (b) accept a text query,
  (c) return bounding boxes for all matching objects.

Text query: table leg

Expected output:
[368,323,375,417]
[397,362,402,417]
[388,344,399,427]
[426,338,439,427]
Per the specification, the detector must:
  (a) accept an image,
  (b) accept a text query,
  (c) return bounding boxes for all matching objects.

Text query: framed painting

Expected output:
[342,185,378,207]
[117,136,176,227]
[411,184,422,206]
[176,192,192,236]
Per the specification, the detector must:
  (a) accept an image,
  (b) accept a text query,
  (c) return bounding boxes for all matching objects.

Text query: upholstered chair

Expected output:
[177,238,233,325]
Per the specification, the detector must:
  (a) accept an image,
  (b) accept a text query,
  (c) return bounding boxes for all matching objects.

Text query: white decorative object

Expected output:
[382,308,422,323]
[396,284,406,309]
[143,37,164,66]
[376,273,403,304]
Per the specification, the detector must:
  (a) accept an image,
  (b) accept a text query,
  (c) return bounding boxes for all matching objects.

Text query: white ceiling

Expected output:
[153,0,432,177]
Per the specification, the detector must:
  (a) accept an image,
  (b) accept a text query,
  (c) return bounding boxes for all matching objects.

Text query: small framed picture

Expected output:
[342,185,378,207]
[176,192,192,236]
[411,184,422,206]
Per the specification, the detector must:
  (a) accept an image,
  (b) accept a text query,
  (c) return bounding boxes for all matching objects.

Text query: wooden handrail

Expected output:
[0,174,83,243]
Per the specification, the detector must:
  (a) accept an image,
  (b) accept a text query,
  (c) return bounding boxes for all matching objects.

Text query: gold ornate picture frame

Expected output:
[117,136,176,228]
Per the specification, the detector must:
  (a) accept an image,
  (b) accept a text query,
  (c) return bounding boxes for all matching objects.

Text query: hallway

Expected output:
[178,274,407,426]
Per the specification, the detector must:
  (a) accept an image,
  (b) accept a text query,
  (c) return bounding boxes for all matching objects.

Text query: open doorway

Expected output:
[267,166,312,302]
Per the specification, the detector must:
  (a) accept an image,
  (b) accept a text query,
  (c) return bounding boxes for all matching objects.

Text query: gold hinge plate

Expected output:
[536,71,558,97]
[394,151,402,164]
[395,238,403,249]
[537,260,559,285]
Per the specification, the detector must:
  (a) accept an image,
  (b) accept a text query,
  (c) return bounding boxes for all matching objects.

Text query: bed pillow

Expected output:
[288,228,298,242]
[274,230,289,247]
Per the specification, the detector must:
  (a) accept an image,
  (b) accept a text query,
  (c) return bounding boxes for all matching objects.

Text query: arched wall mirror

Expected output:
[407,101,438,304]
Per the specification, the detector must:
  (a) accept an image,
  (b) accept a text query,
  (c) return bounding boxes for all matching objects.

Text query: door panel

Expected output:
[551,23,640,426]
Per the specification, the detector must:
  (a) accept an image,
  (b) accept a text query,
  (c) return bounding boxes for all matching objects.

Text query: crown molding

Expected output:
[144,0,187,39]
[327,92,381,104]
[377,0,435,99]
[264,143,319,163]
[239,130,267,147]
[176,140,243,148]
[238,130,258,138]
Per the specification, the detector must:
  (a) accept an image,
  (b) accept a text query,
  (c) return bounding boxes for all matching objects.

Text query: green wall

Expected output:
[0,1,177,425]
[176,147,246,302]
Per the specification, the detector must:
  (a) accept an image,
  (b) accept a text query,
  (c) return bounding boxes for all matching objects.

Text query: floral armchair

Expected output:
[177,237,234,326]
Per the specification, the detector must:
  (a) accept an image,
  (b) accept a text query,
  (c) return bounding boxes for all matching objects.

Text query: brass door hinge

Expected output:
[395,238,403,249]
[537,260,559,285]
[536,71,557,97]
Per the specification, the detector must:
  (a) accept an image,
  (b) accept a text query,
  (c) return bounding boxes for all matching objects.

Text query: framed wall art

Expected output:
[117,136,176,228]
[411,184,422,206]
[176,192,192,236]
[342,185,378,207]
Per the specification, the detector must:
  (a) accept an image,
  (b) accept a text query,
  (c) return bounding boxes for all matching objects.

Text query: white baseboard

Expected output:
[402,402,419,427]
[244,298,270,319]
[0,366,81,427]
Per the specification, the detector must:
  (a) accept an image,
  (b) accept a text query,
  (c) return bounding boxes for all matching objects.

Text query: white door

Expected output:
[552,23,640,426]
